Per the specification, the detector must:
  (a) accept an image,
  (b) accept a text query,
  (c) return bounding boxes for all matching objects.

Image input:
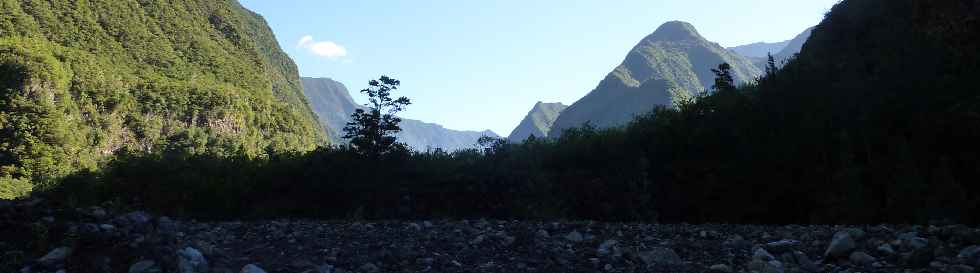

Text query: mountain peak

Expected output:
[647,21,704,42]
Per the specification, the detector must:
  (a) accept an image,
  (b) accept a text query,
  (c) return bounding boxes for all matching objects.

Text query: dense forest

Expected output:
[0,0,326,199]
[7,0,980,225]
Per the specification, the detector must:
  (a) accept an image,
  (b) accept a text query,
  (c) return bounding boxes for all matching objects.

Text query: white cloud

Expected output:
[297,35,348,59]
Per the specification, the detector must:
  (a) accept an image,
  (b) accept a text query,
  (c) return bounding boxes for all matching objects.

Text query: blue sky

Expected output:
[239,0,840,135]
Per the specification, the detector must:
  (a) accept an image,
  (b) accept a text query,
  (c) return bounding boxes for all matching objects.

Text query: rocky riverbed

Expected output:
[3,199,979,273]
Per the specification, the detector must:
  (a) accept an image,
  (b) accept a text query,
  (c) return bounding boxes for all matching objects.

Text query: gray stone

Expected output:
[89,207,108,219]
[899,232,929,250]
[754,247,776,262]
[792,251,820,273]
[637,247,682,266]
[129,260,160,273]
[748,259,785,273]
[123,211,153,226]
[470,235,486,245]
[825,231,856,258]
[877,243,896,255]
[38,247,71,267]
[177,247,209,273]
[157,217,178,234]
[765,239,802,254]
[850,251,876,267]
[564,231,584,242]
[240,264,267,273]
[598,240,620,257]
[950,264,975,273]
[708,264,732,273]
[536,229,550,238]
[358,263,380,273]
[958,245,980,266]
[843,228,866,240]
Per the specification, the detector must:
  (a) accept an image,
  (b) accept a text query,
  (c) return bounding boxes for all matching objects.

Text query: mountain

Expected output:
[731,27,814,70]
[0,0,323,196]
[301,77,498,151]
[728,40,791,58]
[549,21,763,137]
[508,102,568,141]
[300,77,358,140]
[772,27,814,63]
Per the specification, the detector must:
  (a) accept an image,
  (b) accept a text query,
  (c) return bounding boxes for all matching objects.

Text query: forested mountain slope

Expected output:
[508,102,567,141]
[549,21,761,136]
[0,0,324,198]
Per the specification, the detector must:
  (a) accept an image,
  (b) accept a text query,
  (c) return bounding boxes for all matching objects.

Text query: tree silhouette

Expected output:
[343,76,412,157]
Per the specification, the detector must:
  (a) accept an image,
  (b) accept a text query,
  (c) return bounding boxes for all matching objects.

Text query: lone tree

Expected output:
[711,63,736,93]
[343,76,411,156]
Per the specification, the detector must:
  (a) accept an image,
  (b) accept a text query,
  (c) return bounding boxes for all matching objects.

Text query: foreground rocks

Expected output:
[2,199,979,273]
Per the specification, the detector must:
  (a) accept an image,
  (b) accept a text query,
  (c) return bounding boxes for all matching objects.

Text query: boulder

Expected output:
[240,264,267,273]
[637,247,682,266]
[708,264,732,273]
[825,231,856,258]
[564,231,584,242]
[765,239,802,254]
[849,251,876,267]
[129,260,160,273]
[177,247,209,273]
[958,245,980,266]
[37,247,71,267]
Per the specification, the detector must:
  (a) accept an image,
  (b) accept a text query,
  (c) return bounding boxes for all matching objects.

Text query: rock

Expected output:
[177,247,209,273]
[89,206,108,219]
[157,217,178,234]
[843,228,866,240]
[240,264,267,273]
[959,245,980,266]
[791,251,820,273]
[536,229,550,238]
[37,247,71,267]
[637,247,682,266]
[850,251,876,267]
[765,239,802,254]
[470,235,486,245]
[748,259,785,273]
[422,221,434,228]
[899,232,929,250]
[708,264,733,273]
[598,240,620,257]
[825,231,856,258]
[907,247,935,268]
[129,260,160,273]
[754,247,776,262]
[950,264,975,273]
[121,211,153,226]
[877,243,896,256]
[358,263,380,273]
[564,231,584,242]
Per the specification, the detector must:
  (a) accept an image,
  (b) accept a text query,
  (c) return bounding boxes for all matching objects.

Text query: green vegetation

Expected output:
[0,0,325,197]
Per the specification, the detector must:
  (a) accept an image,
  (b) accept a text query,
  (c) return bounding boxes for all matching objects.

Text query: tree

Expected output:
[765,53,778,78]
[710,63,735,93]
[343,76,412,157]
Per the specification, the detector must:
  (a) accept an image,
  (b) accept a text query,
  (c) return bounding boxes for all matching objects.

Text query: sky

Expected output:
[239,0,841,136]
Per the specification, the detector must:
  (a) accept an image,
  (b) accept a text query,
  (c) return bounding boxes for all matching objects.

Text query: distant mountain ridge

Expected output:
[508,102,567,141]
[728,40,791,58]
[733,27,815,70]
[301,77,498,151]
[549,21,762,137]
